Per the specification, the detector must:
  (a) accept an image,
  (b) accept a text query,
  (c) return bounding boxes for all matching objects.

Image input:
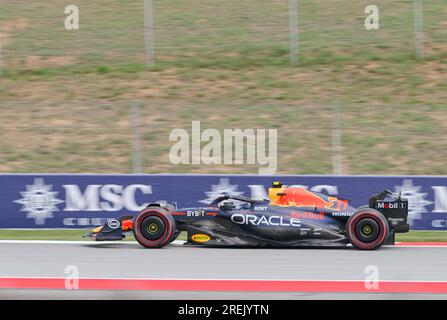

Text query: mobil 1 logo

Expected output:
[376,201,407,210]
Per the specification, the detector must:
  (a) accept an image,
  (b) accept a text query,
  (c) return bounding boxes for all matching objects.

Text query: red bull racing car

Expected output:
[86,182,409,250]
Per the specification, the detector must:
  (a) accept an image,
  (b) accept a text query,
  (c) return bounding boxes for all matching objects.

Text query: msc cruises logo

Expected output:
[199,178,244,205]
[395,179,433,225]
[14,178,152,226]
[14,178,64,225]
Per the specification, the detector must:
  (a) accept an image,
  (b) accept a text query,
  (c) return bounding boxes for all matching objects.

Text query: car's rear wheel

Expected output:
[346,209,389,250]
[133,207,176,248]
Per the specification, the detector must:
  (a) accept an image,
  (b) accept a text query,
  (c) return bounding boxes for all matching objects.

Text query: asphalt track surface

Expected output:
[1,241,447,299]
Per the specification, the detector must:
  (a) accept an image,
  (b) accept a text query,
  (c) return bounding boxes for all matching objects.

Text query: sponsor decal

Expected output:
[376,201,407,209]
[290,211,324,220]
[186,209,206,217]
[172,210,218,217]
[14,178,152,226]
[63,184,152,212]
[199,178,245,207]
[432,220,447,228]
[6,175,447,230]
[331,211,352,217]
[63,217,109,226]
[107,219,120,229]
[254,206,268,211]
[191,234,211,243]
[231,213,301,227]
[14,178,64,225]
[270,187,348,211]
[388,217,405,226]
[395,179,433,226]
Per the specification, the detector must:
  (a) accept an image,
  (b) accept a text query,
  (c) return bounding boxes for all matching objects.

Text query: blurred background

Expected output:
[1,0,446,175]
[1,2,447,296]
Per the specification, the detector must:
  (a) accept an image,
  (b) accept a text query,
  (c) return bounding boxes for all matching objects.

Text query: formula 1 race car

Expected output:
[85,182,410,250]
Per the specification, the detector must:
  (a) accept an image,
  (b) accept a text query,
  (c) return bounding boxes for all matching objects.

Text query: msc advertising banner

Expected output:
[1,174,447,230]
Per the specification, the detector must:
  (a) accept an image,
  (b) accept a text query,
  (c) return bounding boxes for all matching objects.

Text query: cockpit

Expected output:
[209,195,269,211]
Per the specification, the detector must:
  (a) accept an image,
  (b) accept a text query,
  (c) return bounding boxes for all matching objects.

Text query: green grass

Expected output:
[2,0,439,72]
[0,229,91,241]
[395,231,447,242]
[0,229,444,243]
[0,229,188,241]
[1,102,445,175]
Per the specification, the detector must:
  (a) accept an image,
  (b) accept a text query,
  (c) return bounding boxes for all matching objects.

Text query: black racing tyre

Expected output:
[169,230,181,243]
[133,207,176,248]
[346,208,389,250]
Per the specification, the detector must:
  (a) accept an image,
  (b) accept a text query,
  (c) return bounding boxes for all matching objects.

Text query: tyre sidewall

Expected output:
[133,207,176,248]
[347,209,389,250]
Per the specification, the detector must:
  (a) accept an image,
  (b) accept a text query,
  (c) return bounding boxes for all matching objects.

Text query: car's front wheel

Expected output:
[133,207,176,248]
[346,209,389,250]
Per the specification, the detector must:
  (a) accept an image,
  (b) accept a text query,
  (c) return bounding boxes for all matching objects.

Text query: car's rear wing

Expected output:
[369,189,409,233]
